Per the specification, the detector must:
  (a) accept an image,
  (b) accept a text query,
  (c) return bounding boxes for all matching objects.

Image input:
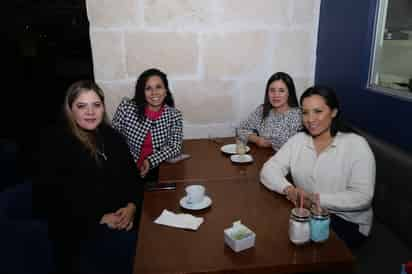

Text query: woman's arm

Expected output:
[271,109,303,150]
[260,135,297,193]
[112,99,127,134]
[248,133,272,147]
[239,106,261,138]
[114,128,144,212]
[319,138,376,212]
[147,110,183,168]
[38,130,107,223]
[101,128,144,230]
[239,106,271,147]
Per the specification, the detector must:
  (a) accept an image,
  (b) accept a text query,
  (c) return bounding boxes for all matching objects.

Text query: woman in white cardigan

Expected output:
[260,86,375,248]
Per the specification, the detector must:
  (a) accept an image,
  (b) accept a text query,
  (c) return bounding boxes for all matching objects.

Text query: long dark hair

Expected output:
[300,86,351,137]
[133,68,175,121]
[262,72,298,121]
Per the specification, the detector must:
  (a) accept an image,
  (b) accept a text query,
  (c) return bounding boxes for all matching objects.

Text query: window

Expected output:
[369,0,412,98]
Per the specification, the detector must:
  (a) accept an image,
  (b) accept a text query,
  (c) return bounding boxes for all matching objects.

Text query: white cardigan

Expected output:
[260,132,376,236]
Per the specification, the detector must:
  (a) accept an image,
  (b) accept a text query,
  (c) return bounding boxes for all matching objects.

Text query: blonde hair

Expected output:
[63,80,108,159]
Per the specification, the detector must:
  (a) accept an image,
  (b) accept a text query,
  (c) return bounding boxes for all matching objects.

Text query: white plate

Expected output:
[230,154,253,163]
[220,144,250,154]
[180,196,212,210]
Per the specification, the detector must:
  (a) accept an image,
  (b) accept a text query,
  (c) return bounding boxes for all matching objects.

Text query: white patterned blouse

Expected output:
[239,105,302,150]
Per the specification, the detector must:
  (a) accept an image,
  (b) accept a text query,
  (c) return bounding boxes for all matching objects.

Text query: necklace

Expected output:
[97,149,108,161]
[96,139,108,161]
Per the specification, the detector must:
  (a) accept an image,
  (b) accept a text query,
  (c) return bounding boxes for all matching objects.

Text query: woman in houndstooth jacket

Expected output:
[112,68,183,179]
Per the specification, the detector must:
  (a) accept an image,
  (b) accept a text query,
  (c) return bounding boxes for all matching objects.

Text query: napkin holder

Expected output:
[224,221,255,252]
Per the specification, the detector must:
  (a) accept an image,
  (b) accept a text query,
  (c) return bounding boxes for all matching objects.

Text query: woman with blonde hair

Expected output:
[34,80,142,274]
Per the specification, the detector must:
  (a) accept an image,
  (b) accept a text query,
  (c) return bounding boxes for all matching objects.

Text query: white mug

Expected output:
[185,185,205,204]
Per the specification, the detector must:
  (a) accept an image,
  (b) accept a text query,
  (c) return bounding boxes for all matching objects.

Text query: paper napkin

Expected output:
[154,209,204,230]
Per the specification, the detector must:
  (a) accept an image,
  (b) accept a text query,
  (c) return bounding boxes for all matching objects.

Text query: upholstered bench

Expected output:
[351,128,412,274]
[0,139,54,274]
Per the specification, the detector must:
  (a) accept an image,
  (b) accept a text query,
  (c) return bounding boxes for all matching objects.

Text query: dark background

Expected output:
[2,0,94,175]
[4,0,412,172]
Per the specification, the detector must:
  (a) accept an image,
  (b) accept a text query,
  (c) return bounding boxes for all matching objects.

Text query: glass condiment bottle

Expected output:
[310,207,330,243]
[289,208,311,245]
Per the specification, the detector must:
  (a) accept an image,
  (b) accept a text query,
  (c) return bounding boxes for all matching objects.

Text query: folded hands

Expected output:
[100,203,136,231]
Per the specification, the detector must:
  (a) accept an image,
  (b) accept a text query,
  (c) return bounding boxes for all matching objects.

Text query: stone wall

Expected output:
[86,0,320,138]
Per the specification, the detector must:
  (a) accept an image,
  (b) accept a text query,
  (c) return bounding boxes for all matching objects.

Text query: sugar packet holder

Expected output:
[224,221,256,252]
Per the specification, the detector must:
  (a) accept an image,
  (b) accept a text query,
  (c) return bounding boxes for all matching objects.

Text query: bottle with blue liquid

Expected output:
[310,206,330,243]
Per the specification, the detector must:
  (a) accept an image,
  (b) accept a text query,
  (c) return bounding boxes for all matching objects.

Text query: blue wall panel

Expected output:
[315,0,412,153]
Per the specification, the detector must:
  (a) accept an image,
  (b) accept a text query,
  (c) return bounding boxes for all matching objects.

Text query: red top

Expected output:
[137,106,164,168]
[406,261,412,274]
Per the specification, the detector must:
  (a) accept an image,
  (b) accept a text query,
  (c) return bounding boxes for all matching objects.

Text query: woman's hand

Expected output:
[296,188,315,209]
[255,137,272,148]
[140,159,150,178]
[284,185,298,206]
[100,213,121,229]
[301,191,315,209]
[284,186,315,209]
[249,134,272,148]
[100,203,136,231]
[114,203,136,231]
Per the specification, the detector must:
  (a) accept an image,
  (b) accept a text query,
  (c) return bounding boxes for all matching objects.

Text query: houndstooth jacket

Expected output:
[112,98,183,169]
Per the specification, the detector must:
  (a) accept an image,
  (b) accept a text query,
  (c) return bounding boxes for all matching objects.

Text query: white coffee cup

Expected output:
[185,185,205,204]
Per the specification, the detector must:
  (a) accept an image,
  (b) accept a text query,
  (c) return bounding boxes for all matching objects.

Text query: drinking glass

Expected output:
[235,128,248,155]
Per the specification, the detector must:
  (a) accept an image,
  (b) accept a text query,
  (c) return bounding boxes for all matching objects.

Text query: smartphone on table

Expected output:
[144,181,176,191]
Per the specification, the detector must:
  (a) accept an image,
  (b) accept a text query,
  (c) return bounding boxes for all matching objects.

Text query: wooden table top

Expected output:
[134,178,354,274]
[158,138,274,183]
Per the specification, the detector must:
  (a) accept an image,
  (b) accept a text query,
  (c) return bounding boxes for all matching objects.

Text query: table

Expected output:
[135,139,354,274]
[134,179,354,274]
[158,138,274,183]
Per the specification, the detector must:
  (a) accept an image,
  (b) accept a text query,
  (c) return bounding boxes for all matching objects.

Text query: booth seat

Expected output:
[351,128,412,274]
[0,139,54,274]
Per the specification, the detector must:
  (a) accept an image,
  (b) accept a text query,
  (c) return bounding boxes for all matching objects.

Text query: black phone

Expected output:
[144,182,177,191]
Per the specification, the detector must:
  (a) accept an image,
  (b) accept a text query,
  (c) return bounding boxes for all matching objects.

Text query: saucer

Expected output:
[230,154,253,163]
[180,196,212,210]
[220,144,250,154]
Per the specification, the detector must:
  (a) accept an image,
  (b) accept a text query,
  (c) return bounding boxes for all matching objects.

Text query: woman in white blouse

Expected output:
[260,86,375,248]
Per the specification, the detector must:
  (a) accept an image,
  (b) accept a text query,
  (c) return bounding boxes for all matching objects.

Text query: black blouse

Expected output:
[34,124,143,231]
